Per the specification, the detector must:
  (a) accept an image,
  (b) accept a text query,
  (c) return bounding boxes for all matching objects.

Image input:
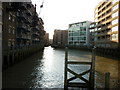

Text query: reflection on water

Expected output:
[2,46,120,89]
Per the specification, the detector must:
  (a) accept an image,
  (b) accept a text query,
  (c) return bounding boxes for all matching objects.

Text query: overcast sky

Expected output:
[31,0,102,39]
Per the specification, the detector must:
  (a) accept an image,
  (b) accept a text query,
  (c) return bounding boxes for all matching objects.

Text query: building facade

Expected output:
[89,22,97,46]
[53,29,68,47]
[2,2,45,68]
[68,21,92,46]
[44,33,50,46]
[94,0,120,48]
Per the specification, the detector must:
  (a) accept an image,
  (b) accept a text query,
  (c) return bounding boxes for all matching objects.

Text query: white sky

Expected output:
[31,0,102,39]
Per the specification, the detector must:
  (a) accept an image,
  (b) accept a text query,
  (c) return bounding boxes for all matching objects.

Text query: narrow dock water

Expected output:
[3,46,120,89]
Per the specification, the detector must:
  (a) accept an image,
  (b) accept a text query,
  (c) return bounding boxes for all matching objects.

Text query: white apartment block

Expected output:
[68,21,92,46]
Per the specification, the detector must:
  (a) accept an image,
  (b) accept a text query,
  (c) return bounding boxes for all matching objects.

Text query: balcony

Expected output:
[27,27,31,32]
[26,10,32,16]
[17,24,26,30]
[24,18,31,24]
[97,26,108,32]
[97,31,109,37]
[27,3,32,8]
[32,33,39,40]
[32,33,39,37]
[96,23,105,28]
[20,3,27,10]
[17,34,31,40]
[32,27,39,31]
[17,13,26,20]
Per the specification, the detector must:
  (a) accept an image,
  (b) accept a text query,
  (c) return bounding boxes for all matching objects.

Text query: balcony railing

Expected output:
[32,27,39,31]
[17,34,31,40]
[26,9,32,16]
[27,27,31,31]
[17,13,26,20]
[20,3,27,10]
[24,17,31,24]
[97,31,109,37]
[27,3,32,8]
[17,24,26,30]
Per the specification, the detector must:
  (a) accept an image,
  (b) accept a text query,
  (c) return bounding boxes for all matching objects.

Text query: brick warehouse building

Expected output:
[2,2,46,69]
[53,29,68,47]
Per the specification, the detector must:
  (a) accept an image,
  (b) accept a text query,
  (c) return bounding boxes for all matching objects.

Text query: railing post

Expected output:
[64,46,68,89]
[90,47,96,89]
[105,72,110,90]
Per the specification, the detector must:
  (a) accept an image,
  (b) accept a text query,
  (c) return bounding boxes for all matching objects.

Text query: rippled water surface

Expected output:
[3,46,120,88]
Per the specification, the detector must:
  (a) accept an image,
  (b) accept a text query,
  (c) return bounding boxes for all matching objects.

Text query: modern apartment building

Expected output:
[53,29,68,47]
[16,2,33,47]
[2,2,45,49]
[2,2,45,68]
[89,22,97,46]
[94,0,120,48]
[68,21,92,46]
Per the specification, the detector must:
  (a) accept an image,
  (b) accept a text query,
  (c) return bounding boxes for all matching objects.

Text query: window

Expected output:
[112,18,118,25]
[8,39,11,47]
[12,17,15,22]
[112,4,118,11]
[9,2,11,6]
[112,34,118,41]
[9,14,12,21]
[112,0,119,3]
[12,28,15,34]
[112,11,118,18]
[8,26,11,33]
[112,26,118,31]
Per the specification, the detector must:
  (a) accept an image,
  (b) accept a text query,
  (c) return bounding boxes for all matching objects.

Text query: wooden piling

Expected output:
[64,46,95,89]
[90,47,96,89]
[105,72,110,90]
[64,47,68,89]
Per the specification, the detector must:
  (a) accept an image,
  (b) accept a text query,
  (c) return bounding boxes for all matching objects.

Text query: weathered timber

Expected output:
[67,61,92,65]
[67,69,91,82]
[67,68,89,83]
[105,72,110,90]
[64,47,68,89]
[89,47,95,89]
[67,83,88,88]
[64,47,95,89]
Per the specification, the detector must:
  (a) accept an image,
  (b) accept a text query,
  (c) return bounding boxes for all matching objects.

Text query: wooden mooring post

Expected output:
[64,47,96,89]
[105,72,110,90]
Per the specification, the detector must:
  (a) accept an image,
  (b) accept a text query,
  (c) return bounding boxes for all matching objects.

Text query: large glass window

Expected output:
[112,0,119,4]
[112,4,118,11]
[112,18,118,25]
[112,26,118,32]
[73,32,78,36]
[69,37,73,41]
[82,22,86,27]
[69,33,73,36]
[74,37,78,41]
[112,34,118,41]
[112,11,118,18]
